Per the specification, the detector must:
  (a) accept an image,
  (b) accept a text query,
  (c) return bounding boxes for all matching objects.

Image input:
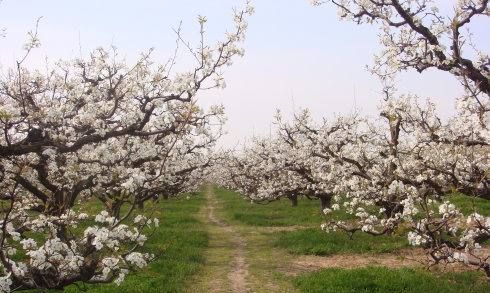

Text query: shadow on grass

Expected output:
[213,187,352,227]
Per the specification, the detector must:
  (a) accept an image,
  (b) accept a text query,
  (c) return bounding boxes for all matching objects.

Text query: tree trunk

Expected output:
[318,194,332,211]
[109,200,123,219]
[289,194,298,207]
[137,200,144,210]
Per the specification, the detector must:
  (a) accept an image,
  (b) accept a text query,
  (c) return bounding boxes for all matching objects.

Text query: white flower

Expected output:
[115,269,128,286]
[20,238,37,250]
[0,273,12,293]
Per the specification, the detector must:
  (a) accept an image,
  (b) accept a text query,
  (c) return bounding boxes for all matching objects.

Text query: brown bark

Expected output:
[318,194,332,211]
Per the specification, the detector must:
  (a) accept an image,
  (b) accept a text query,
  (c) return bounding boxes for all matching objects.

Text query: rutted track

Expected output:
[189,186,250,292]
[206,187,249,293]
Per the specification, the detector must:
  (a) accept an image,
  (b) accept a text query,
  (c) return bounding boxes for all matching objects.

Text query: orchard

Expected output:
[0,1,488,292]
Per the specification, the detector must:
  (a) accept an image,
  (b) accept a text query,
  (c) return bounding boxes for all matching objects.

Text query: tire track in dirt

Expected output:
[205,186,249,293]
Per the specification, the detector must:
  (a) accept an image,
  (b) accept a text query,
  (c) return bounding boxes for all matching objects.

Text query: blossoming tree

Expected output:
[307,0,490,275]
[219,0,489,276]
[0,3,253,291]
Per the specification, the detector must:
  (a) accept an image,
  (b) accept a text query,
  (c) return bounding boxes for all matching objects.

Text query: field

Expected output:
[61,186,490,292]
[3,2,489,292]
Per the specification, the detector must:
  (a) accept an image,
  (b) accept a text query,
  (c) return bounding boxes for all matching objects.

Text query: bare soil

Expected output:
[282,247,490,276]
[206,187,249,293]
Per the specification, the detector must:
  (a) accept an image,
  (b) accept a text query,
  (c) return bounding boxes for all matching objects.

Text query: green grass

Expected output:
[63,194,207,293]
[214,187,350,227]
[214,187,407,255]
[449,193,490,216]
[275,228,408,256]
[294,267,490,293]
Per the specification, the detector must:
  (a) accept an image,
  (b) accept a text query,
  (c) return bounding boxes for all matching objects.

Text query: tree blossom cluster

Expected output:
[0,4,253,291]
[219,0,490,275]
[214,116,337,209]
[219,94,489,275]
[312,0,489,99]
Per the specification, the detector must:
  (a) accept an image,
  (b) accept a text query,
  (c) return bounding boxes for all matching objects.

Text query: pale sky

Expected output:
[1,0,489,147]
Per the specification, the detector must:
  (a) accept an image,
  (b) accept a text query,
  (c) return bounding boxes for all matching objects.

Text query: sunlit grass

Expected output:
[449,193,490,216]
[294,267,490,293]
[214,187,331,227]
[274,228,408,256]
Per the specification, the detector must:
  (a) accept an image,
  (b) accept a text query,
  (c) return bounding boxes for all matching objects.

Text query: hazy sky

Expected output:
[1,0,489,147]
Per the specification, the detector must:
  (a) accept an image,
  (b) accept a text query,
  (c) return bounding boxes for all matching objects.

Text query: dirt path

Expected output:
[207,187,249,293]
[188,186,249,292]
[188,187,473,292]
[283,247,490,276]
[282,249,426,276]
